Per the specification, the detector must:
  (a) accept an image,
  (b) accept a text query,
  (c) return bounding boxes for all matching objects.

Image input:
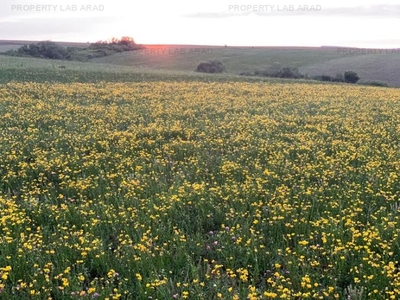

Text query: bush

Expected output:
[279,67,303,79]
[319,75,333,82]
[195,60,225,73]
[344,71,360,83]
[12,41,68,59]
[312,73,345,82]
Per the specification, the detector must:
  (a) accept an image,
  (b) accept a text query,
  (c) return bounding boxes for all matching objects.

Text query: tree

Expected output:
[90,36,140,51]
[279,67,302,79]
[120,36,136,46]
[344,71,360,83]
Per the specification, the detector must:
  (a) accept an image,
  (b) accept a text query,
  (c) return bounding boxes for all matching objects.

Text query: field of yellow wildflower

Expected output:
[1,81,400,299]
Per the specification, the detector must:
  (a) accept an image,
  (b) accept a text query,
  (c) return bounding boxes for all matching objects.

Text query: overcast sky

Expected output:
[1,0,399,47]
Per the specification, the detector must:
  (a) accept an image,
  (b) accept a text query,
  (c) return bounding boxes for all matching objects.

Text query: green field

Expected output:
[1,42,400,299]
[0,50,340,86]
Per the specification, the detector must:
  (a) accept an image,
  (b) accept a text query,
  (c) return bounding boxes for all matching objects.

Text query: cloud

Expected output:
[183,4,400,19]
[183,12,239,18]
[0,16,118,40]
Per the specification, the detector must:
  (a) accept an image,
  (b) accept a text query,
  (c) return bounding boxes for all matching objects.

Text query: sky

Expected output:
[0,0,399,48]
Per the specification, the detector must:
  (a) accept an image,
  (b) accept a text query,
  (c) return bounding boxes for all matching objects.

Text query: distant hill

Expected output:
[91,44,400,86]
[91,45,345,73]
[0,40,90,47]
[0,39,141,61]
[0,40,90,53]
[299,52,400,87]
[1,40,400,87]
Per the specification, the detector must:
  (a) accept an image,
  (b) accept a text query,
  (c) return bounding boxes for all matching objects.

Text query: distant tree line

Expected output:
[88,37,142,53]
[1,37,143,61]
[193,61,386,86]
[240,67,367,84]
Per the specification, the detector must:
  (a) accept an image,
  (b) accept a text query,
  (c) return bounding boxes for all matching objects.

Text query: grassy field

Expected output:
[1,60,400,300]
[0,53,343,86]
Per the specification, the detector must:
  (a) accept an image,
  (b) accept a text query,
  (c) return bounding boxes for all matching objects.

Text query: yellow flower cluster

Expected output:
[1,81,400,298]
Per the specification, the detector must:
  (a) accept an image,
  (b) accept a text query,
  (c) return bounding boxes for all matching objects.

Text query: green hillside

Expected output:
[1,40,399,86]
[92,45,345,73]
[91,45,400,86]
[299,53,400,87]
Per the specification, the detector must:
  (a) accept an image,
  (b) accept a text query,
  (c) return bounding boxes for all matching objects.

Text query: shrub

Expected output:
[320,75,333,82]
[312,74,345,82]
[195,60,225,73]
[14,41,68,59]
[344,71,360,83]
[279,67,303,79]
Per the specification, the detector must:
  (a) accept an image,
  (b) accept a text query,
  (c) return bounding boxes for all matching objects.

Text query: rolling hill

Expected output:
[1,40,399,86]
